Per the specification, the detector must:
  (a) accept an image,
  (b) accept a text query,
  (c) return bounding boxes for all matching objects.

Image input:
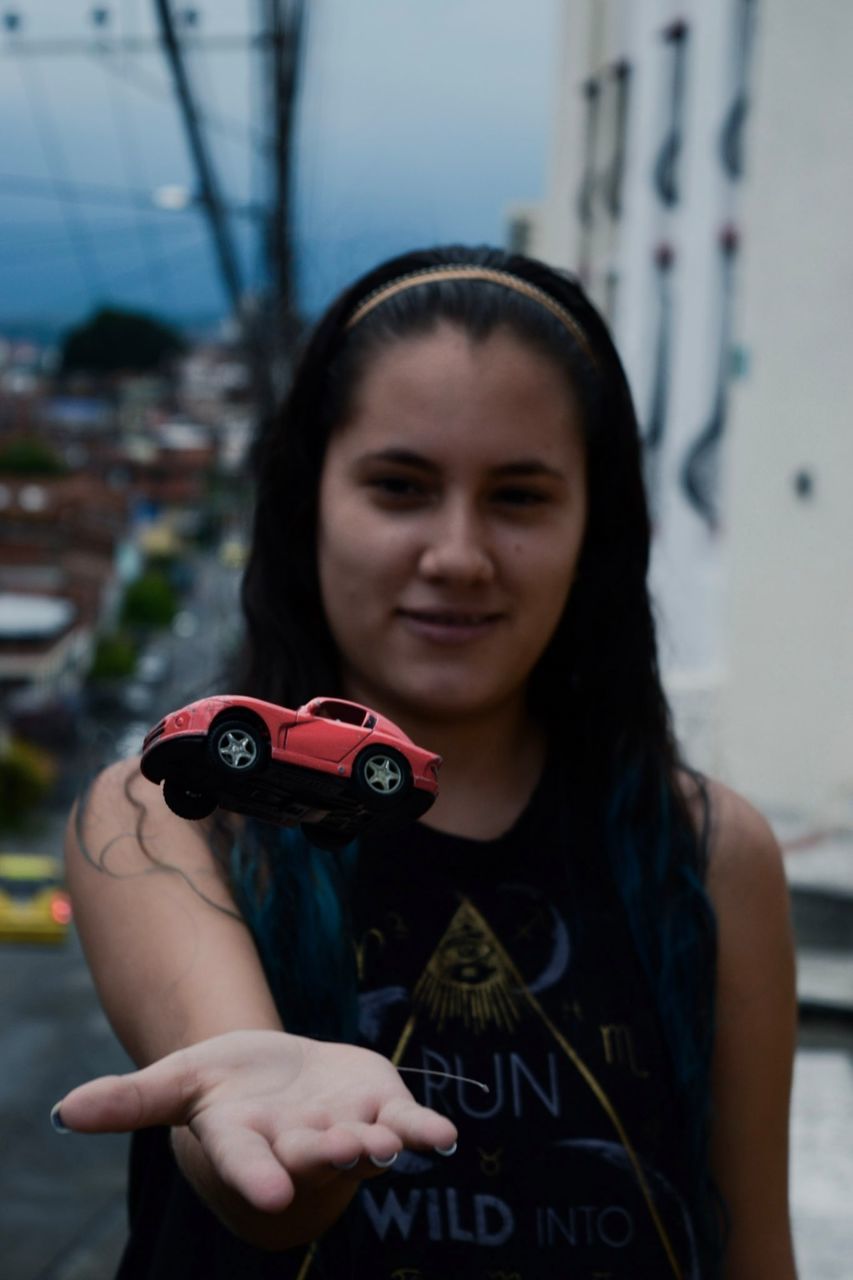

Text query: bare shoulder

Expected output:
[691,776,796,1033]
[677,771,795,1014]
[691,784,798,1276]
[677,770,786,901]
[700,777,788,911]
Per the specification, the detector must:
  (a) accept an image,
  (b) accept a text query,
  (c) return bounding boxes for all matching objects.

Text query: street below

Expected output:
[0,914,130,1280]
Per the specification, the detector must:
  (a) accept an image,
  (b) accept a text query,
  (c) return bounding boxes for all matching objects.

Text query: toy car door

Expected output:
[285,698,375,763]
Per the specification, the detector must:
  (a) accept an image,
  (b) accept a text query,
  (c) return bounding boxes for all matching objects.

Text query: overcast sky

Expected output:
[0,0,560,338]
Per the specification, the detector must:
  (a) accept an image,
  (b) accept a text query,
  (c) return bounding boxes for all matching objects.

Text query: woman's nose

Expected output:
[417,506,495,584]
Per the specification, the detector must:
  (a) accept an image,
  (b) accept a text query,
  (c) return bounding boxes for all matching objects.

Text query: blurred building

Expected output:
[0,472,131,731]
[177,342,255,475]
[0,374,217,736]
[121,420,216,510]
[520,0,852,823]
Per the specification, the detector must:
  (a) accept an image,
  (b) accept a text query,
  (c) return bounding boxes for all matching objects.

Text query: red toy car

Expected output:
[140,694,441,848]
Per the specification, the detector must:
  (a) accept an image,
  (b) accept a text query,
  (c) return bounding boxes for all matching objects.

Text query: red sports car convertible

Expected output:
[140,694,441,848]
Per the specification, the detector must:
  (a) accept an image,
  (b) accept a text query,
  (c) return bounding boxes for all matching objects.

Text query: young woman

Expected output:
[59,246,797,1279]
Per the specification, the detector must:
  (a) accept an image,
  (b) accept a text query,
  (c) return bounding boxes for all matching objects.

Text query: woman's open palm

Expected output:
[54,1030,458,1215]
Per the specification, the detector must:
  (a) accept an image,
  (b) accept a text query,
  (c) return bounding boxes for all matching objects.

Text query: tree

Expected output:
[121,570,178,630]
[0,738,56,828]
[60,307,186,375]
[0,439,66,475]
[88,631,138,681]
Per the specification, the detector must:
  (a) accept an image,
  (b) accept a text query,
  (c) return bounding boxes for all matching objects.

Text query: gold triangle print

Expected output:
[413,898,522,1034]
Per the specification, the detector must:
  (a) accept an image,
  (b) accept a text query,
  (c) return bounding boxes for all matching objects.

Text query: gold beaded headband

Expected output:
[344,265,595,363]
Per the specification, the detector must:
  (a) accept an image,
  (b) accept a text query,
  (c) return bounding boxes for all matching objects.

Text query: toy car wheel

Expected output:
[208,719,268,774]
[163,779,217,820]
[353,746,411,808]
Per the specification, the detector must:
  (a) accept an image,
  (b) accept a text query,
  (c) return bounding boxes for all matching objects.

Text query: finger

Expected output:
[265,1119,403,1181]
[327,1119,403,1168]
[268,1126,361,1183]
[53,1050,197,1133]
[190,1120,296,1214]
[377,1097,458,1152]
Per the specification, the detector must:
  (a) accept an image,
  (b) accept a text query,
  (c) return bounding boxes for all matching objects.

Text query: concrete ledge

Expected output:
[791,887,853,949]
[782,831,853,899]
[796,949,853,1017]
[798,1000,853,1029]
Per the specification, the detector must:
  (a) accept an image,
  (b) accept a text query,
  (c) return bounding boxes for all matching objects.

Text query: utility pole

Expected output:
[3,5,306,408]
[154,0,244,316]
[263,0,306,394]
[153,0,278,416]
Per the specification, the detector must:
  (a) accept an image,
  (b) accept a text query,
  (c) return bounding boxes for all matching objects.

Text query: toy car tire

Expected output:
[208,718,269,775]
[163,779,218,820]
[353,745,411,808]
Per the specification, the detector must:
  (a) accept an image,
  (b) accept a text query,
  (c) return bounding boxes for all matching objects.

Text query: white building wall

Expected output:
[538,0,753,774]
[531,0,853,817]
[538,2,597,271]
[720,0,853,820]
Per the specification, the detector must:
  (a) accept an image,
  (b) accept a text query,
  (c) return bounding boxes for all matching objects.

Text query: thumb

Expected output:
[52,1049,197,1134]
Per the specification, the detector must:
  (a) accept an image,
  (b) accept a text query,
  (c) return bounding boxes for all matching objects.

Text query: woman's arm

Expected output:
[62,759,457,1250]
[705,781,798,1279]
[66,757,283,1062]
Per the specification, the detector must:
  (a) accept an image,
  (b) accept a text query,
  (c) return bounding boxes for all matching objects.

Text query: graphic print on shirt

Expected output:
[413,899,523,1034]
[303,884,698,1280]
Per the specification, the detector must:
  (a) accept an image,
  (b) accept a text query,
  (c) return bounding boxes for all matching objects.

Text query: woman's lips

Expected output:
[396,608,503,644]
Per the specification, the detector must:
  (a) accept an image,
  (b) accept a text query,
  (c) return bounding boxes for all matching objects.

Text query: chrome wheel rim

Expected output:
[362,754,404,795]
[215,728,258,770]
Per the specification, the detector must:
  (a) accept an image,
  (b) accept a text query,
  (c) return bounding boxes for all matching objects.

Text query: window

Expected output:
[309,699,367,727]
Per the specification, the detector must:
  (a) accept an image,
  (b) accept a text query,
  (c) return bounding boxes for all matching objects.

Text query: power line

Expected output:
[249,0,268,294]
[90,4,173,307]
[152,0,245,313]
[153,0,274,413]
[7,33,106,299]
[266,0,308,376]
[1,4,305,381]
[1,11,272,152]
[0,172,264,220]
[0,220,204,263]
[176,6,256,301]
[84,33,273,153]
[0,32,263,55]
[98,228,213,290]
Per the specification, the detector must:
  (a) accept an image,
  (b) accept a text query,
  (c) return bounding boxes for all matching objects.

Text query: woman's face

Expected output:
[316,322,588,730]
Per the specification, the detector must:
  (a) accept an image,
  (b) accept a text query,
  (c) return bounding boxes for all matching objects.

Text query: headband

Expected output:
[344,265,595,363]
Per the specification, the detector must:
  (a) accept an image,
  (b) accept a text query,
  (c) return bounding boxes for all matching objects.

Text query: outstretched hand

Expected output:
[53,1030,458,1227]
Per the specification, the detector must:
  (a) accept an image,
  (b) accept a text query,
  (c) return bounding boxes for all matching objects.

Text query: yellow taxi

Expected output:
[0,853,72,944]
[219,536,247,569]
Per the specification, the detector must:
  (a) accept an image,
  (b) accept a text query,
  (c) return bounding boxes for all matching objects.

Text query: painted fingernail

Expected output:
[50,1103,71,1135]
[332,1157,360,1171]
[434,1141,457,1157]
[369,1151,399,1169]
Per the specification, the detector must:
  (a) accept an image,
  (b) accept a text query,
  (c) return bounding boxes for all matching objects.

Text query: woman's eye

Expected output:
[493,487,548,508]
[368,475,426,500]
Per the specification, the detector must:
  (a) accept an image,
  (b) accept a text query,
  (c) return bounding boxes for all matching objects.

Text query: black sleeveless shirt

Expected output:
[116,760,708,1279]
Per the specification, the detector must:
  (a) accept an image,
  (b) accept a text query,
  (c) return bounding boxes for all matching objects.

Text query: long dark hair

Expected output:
[233,244,721,1267]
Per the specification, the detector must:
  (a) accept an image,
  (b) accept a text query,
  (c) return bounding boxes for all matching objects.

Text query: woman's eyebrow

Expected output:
[356,449,566,481]
[357,448,437,471]
[491,459,567,481]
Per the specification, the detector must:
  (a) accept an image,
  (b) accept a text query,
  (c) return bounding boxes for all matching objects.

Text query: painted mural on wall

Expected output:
[562,0,759,680]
